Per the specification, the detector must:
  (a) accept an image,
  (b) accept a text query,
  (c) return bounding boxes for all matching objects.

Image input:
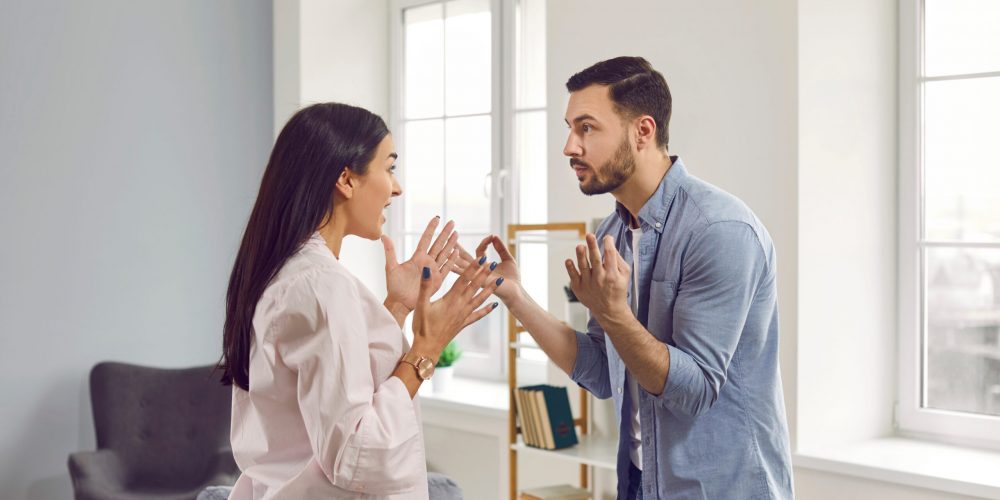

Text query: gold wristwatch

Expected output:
[399,351,436,381]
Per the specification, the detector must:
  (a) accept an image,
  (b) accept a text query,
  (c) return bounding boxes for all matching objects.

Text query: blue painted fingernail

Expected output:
[422,267,430,280]
[489,262,497,271]
[496,277,504,286]
[492,302,499,309]
[434,215,440,219]
[478,255,487,265]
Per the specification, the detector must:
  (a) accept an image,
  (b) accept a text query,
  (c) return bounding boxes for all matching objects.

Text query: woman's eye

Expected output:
[390,165,397,173]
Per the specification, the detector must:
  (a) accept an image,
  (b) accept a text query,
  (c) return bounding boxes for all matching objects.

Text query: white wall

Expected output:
[273,0,389,295]
[0,1,273,499]
[797,0,898,451]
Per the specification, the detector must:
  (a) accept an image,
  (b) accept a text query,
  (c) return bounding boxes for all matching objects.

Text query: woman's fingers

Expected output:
[428,220,456,260]
[415,216,441,254]
[434,229,459,268]
[462,302,500,329]
[380,235,398,271]
[475,235,492,259]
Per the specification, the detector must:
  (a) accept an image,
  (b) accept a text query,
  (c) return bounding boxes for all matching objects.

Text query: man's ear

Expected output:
[334,167,356,199]
[634,115,657,151]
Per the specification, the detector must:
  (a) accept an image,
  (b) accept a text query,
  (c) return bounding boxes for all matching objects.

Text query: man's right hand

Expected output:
[456,235,522,304]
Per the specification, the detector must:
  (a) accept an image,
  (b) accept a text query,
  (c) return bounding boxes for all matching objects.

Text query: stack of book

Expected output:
[514,385,579,450]
[520,484,591,500]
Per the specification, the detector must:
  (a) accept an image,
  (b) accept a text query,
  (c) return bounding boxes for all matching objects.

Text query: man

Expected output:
[468,57,793,499]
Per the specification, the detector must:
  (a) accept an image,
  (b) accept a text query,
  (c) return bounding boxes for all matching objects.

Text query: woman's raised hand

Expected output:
[382,217,462,312]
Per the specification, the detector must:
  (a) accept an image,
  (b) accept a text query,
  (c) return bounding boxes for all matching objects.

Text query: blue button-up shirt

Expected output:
[571,158,793,499]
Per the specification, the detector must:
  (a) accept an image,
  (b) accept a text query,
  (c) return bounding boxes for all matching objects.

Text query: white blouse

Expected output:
[228,233,427,500]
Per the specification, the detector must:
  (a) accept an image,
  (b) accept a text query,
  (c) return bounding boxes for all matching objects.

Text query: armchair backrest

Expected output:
[89,362,231,489]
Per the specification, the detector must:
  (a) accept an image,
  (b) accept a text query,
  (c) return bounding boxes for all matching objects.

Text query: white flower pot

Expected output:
[433,366,454,393]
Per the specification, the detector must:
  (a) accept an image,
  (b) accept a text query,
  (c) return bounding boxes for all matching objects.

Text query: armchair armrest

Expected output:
[68,449,127,500]
[201,448,239,486]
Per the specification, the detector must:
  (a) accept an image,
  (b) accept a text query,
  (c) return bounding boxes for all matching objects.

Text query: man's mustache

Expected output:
[570,159,590,169]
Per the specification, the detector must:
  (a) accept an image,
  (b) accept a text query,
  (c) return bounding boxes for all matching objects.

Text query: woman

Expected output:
[219,103,502,499]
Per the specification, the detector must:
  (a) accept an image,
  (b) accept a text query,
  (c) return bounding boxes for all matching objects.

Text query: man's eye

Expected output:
[582,124,592,133]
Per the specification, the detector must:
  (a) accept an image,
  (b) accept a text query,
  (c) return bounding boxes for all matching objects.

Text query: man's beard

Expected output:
[578,133,636,195]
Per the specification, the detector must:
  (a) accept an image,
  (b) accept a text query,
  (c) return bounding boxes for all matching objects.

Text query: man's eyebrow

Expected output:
[564,114,598,125]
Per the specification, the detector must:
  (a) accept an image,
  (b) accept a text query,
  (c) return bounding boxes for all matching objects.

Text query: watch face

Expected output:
[417,358,435,380]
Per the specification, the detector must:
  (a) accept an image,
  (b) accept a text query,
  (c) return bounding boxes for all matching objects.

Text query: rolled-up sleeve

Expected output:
[571,313,613,399]
[273,269,422,495]
[654,221,768,418]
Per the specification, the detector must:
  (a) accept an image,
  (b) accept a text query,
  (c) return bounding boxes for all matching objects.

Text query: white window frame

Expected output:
[897,0,1000,448]
[388,0,547,381]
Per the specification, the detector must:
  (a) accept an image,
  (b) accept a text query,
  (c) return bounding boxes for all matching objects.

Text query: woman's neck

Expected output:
[317,216,347,259]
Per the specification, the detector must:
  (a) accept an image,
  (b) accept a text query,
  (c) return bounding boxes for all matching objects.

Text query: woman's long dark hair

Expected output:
[220,103,389,390]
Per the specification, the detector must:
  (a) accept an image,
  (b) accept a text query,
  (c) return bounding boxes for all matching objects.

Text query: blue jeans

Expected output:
[625,461,643,500]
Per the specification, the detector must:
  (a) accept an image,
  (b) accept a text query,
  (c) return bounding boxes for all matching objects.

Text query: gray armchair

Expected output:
[68,362,237,500]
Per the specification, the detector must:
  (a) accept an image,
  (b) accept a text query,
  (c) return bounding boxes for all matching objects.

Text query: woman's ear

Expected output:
[334,167,356,199]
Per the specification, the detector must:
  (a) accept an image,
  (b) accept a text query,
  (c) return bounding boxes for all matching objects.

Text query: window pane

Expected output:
[924,246,1000,417]
[403,120,444,232]
[924,77,1000,242]
[405,3,444,119]
[444,115,492,232]
[515,0,546,109]
[925,0,1000,77]
[516,111,548,224]
[444,0,491,115]
[518,240,548,313]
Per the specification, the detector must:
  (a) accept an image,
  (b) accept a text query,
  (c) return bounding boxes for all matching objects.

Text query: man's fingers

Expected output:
[564,258,580,285]
[603,235,618,272]
[491,235,515,261]
[415,216,441,254]
[586,233,603,276]
[575,244,590,276]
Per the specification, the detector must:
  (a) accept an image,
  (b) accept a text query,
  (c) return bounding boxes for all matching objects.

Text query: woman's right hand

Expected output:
[410,256,504,360]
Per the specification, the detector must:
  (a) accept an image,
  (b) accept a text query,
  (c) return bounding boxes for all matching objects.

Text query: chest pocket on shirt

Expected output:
[646,279,677,343]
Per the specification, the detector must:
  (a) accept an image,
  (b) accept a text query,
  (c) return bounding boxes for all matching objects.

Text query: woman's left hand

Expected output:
[382,217,461,312]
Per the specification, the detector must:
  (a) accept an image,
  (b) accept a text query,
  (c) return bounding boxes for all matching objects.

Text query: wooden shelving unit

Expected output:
[506,222,616,500]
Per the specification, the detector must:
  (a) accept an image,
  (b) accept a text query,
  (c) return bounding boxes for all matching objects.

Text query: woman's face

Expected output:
[346,135,402,240]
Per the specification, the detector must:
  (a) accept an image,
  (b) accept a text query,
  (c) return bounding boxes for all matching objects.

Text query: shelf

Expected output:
[511,434,618,470]
[509,341,543,350]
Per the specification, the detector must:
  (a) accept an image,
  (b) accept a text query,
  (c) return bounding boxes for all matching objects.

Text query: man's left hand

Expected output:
[565,233,631,322]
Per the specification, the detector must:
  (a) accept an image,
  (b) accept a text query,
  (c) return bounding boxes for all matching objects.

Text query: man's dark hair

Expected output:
[566,56,672,150]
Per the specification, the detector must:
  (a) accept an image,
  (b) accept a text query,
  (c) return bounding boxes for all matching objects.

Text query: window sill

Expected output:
[794,437,1000,498]
[418,376,509,419]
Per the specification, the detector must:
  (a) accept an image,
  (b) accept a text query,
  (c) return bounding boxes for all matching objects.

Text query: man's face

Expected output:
[563,84,636,195]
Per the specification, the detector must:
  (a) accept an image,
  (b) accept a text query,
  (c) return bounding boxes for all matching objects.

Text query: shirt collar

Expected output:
[614,156,686,234]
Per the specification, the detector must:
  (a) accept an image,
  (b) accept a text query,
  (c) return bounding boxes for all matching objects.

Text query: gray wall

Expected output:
[0,1,273,498]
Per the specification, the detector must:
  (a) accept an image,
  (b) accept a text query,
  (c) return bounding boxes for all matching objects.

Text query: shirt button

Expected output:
[618,387,623,394]
[655,222,662,228]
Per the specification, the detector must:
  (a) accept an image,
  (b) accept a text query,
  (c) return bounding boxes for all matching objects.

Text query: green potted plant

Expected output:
[433,341,462,393]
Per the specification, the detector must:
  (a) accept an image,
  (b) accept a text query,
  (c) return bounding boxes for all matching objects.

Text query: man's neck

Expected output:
[614,153,673,224]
